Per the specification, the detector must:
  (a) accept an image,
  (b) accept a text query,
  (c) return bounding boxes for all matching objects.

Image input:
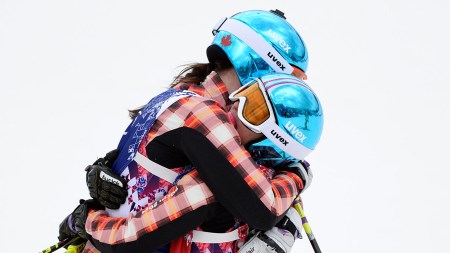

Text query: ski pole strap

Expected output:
[133,152,179,183]
[38,237,78,253]
[257,232,285,253]
[276,215,301,239]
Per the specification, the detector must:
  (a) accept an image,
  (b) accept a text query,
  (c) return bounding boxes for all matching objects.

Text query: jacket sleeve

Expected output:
[85,171,224,253]
[153,100,303,229]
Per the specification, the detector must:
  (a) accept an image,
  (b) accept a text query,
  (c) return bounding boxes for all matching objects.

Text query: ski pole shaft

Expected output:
[38,237,77,253]
[294,197,322,253]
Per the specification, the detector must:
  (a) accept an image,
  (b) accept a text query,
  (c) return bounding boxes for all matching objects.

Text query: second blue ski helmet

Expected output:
[229,73,323,166]
[207,9,308,85]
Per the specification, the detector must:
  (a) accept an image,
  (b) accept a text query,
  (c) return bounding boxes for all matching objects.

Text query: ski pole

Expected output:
[64,240,86,253]
[38,237,78,253]
[293,197,322,253]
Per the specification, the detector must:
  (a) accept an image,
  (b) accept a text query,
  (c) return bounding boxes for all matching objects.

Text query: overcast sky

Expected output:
[1,1,449,252]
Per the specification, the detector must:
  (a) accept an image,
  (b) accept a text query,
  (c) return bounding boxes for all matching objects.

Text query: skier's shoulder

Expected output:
[172,90,224,112]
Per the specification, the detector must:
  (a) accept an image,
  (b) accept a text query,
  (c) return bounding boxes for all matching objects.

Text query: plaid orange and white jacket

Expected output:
[83,72,303,253]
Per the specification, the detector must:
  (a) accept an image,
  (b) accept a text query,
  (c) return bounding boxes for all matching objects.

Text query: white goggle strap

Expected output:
[230,79,274,134]
[259,121,312,161]
[212,17,294,74]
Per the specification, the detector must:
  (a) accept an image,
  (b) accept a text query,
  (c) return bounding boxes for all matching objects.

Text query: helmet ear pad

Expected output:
[206,45,232,70]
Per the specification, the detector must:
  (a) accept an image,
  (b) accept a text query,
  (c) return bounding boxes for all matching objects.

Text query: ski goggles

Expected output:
[229,78,273,132]
[229,78,313,160]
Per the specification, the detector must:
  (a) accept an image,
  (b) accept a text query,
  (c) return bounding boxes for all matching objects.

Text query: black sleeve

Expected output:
[87,203,224,253]
[147,127,282,230]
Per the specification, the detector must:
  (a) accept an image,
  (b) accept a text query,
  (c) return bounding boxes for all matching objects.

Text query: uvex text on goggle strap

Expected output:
[212,17,304,78]
[229,77,316,161]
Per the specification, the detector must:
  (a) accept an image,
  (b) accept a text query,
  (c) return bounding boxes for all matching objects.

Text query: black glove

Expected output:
[279,160,313,193]
[295,160,313,192]
[85,149,128,209]
[92,149,119,168]
[58,199,103,241]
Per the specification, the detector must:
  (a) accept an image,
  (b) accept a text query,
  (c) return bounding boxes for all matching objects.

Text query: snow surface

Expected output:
[1,1,450,252]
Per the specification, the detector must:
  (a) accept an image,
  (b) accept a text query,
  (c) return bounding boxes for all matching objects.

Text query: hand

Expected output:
[239,207,303,253]
[284,160,313,193]
[58,199,103,241]
[277,206,303,239]
[238,227,295,253]
[85,149,128,209]
[92,149,119,168]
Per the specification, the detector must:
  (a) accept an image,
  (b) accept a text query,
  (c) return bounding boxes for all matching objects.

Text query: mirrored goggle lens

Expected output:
[231,80,271,126]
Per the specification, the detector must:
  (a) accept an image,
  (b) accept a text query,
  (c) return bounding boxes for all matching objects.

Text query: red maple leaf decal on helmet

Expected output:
[221,35,232,47]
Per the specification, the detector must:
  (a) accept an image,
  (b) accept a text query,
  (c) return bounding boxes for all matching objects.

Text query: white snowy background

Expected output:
[1,1,449,252]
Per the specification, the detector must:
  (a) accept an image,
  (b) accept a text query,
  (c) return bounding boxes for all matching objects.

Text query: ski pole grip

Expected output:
[38,237,76,253]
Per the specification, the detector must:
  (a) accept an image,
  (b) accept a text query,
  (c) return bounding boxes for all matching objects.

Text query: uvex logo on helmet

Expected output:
[285,121,307,142]
[267,29,291,54]
[270,129,289,146]
[267,52,287,71]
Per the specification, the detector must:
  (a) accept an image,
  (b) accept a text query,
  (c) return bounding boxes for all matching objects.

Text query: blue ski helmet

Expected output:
[207,9,308,86]
[229,73,323,167]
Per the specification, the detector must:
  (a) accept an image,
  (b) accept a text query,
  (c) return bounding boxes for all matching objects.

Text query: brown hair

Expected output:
[170,62,214,88]
[128,56,232,119]
[128,62,214,119]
